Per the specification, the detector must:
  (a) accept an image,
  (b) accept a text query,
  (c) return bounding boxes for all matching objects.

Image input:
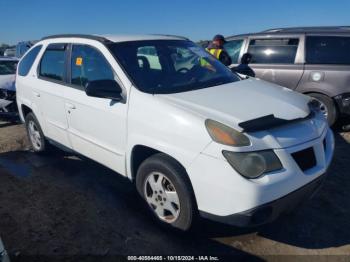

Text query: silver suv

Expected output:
[225,26,350,125]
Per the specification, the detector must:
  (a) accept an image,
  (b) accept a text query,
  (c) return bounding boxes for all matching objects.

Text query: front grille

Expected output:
[292,147,317,171]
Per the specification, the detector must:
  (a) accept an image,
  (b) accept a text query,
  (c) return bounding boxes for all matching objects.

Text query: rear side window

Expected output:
[71,45,114,87]
[18,45,42,76]
[306,36,350,64]
[39,44,67,81]
[224,39,244,63]
[247,38,299,64]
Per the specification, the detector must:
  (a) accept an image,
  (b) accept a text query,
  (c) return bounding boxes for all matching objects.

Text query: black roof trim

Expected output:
[41,34,112,43]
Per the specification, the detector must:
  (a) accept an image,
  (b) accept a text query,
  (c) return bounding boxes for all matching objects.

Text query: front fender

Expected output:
[126,89,212,180]
[126,134,211,180]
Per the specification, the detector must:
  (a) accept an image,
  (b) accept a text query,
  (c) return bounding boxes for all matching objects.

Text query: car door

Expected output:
[246,36,305,89]
[34,43,72,148]
[64,44,128,175]
[297,35,350,97]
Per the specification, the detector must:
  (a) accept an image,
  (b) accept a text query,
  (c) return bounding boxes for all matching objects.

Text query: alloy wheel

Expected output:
[315,98,328,119]
[144,172,180,223]
[28,120,42,151]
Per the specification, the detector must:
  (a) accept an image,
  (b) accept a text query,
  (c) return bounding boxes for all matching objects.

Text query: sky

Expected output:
[1,0,350,45]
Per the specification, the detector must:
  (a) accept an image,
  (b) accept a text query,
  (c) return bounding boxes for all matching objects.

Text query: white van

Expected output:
[16,34,334,231]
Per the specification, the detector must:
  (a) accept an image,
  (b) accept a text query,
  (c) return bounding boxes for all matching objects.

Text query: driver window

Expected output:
[71,45,114,88]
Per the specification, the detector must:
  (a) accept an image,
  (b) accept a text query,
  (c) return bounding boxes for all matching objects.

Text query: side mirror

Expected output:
[241,53,253,65]
[85,80,123,101]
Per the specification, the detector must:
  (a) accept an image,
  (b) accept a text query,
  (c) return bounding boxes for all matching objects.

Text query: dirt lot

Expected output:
[0,121,350,261]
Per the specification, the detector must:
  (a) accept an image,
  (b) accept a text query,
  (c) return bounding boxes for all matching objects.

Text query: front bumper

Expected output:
[334,93,350,115]
[187,125,334,226]
[200,173,326,227]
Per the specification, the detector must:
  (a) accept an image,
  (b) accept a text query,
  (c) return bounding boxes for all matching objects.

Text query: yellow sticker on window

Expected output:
[76,57,83,66]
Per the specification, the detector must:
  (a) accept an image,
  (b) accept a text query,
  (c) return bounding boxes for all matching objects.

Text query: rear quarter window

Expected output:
[247,38,299,64]
[39,44,67,81]
[306,36,350,64]
[18,45,42,76]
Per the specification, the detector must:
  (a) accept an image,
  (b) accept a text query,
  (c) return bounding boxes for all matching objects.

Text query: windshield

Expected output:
[108,40,240,94]
[0,61,17,75]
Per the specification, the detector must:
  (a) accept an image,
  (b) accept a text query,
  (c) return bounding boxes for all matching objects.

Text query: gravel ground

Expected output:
[0,122,350,261]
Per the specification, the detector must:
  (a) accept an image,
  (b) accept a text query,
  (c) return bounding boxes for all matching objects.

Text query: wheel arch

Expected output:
[21,104,33,118]
[130,145,161,181]
[303,91,339,111]
[130,145,192,181]
[129,144,196,194]
[130,144,199,215]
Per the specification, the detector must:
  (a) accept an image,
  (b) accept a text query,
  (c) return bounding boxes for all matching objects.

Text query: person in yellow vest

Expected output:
[206,34,232,66]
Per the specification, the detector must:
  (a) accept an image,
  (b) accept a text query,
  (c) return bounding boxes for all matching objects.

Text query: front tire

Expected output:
[25,112,48,154]
[309,93,337,126]
[136,153,196,231]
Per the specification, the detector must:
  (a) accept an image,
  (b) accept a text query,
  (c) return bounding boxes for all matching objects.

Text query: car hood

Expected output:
[157,78,311,131]
[0,75,16,91]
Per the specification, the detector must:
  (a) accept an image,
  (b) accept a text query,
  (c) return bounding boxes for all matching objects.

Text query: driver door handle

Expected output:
[66,103,76,110]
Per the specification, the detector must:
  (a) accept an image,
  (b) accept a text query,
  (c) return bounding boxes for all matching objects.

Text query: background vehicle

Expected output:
[225,26,350,125]
[16,40,37,58]
[0,237,10,262]
[16,34,334,231]
[3,48,15,57]
[0,57,19,121]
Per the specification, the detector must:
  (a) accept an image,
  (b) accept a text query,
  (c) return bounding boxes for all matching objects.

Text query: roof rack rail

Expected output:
[151,34,189,40]
[262,26,350,33]
[41,34,112,43]
[263,28,283,33]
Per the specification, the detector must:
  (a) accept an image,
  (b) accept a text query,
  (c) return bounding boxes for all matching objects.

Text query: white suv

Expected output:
[16,34,334,231]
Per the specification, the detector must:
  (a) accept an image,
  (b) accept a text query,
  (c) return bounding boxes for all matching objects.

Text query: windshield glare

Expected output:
[108,40,240,94]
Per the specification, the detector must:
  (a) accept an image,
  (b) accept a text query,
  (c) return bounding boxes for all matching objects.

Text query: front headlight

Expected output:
[205,119,250,147]
[223,150,282,179]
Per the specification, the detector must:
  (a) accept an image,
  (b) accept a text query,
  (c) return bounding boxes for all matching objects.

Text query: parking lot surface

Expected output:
[0,122,350,261]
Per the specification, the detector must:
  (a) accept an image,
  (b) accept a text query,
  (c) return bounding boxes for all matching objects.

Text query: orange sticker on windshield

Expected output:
[76,57,83,66]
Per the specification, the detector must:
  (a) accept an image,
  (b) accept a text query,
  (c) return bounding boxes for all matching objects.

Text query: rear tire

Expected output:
[136,153,196,231]
[309,93,337,126]
[25,113,49,154]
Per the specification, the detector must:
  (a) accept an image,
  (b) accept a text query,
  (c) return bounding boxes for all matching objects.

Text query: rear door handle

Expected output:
[66,103,76,110]
[33,91,40,98]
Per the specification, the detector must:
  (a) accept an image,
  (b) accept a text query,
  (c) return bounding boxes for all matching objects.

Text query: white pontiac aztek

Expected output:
[16,34,334,231]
